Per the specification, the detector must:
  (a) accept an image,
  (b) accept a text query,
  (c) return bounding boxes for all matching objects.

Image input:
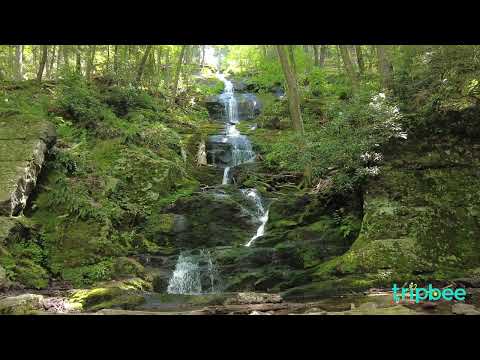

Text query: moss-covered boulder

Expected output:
[0,293,45,315]
[68,277,151,312]
[151,190,262,248]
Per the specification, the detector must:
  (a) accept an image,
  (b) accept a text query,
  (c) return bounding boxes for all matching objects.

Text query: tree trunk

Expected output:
[201,45,206,67]
[47,46,55,79]
[171,45,187,101]
[75,46,82,74]
[355,45,365,74]
[339,45,359,89]
[276,45,304,134]
[55,45,62,79]
[62,46,70,70]
[135,45,153,85]
[319,45,327,67]
[288,45,297,74]
[376,45,393,89]
[313,45,319,66]
[15,45,24,81]
[86,45,96,80]
[113,45,119,74]
[276,45,311,186]
[36,45,48,82]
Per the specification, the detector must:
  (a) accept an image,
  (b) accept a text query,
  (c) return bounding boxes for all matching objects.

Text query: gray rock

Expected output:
[0,294,45,315]
[224,292,283,305]
[452,303,480,315]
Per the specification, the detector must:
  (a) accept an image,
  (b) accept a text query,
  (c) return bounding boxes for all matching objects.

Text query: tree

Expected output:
[36,45,48,82]
[376,45,393,89]
[171,45,187,101]
[339,45,359,89]
[15,45,23,81]
[313,45,319,66]
[319,45,327,67]
[355,45,365,74]
[86,45,96,80]
[288,45,297,74]
[75,46,82,74]
[135,45,153,85]
[276,45,304,134]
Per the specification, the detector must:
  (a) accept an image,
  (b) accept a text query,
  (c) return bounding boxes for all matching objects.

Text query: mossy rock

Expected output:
[68,277,151,312]
[0,294,45,315]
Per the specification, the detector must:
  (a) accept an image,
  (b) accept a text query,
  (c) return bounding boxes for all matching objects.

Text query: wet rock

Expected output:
[452,303,480,315]
[0,293,45,314]
[160,191,260,248]
[249,310,273,315]
[67,278,151,312]
[224,292,283,305]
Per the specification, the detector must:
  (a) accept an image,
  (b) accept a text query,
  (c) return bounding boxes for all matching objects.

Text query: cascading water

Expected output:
[241,189,269,247]
[167,249,222,295]
[167,71,269,294]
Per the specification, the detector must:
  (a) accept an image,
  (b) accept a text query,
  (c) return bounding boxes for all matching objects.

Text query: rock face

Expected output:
[290,105,480,299]
[146,190,261,248]
[0,119,56,216]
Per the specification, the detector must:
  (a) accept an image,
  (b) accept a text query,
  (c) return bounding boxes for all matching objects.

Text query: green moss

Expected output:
[68,277,151,312]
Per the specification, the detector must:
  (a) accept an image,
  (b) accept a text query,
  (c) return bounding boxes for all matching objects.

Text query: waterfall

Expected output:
[167,250,222,295]
[222,166,231,185]
[241,189,270,247]
[167,254,202,295]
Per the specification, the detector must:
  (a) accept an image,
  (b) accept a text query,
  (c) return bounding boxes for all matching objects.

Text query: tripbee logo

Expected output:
[392,283,466,304]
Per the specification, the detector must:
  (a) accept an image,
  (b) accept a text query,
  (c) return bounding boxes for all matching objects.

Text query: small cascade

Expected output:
[167,249,222,295]
[241,189,270,247]
[222,166,231,185]
[167,254,202,295]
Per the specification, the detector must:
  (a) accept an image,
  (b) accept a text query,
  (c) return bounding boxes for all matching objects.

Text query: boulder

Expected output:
[224,292,283,305]
[452,303,480,315]
[0,293,45,315]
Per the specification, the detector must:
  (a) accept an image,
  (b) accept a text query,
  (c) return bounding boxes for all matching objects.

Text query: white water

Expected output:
[241,189,269,247]
[167,250,221,295]
[167,254,202,295]
[167,72,268,294]
[222,166,231,185]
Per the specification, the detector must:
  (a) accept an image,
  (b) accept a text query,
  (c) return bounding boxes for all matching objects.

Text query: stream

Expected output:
[166,73,269,295]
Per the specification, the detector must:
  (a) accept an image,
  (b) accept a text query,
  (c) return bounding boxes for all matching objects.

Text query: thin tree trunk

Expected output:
[276,45,311,186]
[276,45,304,134]
[36,45,48,82]
[201,45,206,67]
[114,45,119,74]
[75,46,82,74]
[86,45,96,80]
[15,45,24,81]
[313,45,319,66]
[288,45,297,74]
[319,45,327,67]
[339,45,359,89]
[63,46,70,71]
[355,45,365,74]
[376,45,393,89]
[55,45,62,79]
[171,45,187,101]
[135,45,153,85]
[47,46,55,79]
